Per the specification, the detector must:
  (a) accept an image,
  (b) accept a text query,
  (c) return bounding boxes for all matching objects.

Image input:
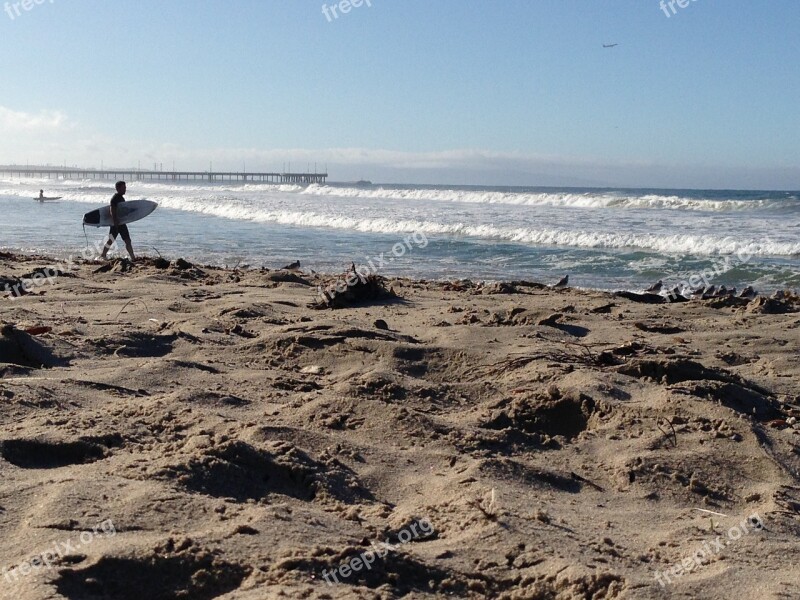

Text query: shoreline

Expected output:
[1,249,799,599]
[2,248,796,302]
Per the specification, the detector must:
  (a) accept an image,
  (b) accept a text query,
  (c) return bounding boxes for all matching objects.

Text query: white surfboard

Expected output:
[83,200,158,227]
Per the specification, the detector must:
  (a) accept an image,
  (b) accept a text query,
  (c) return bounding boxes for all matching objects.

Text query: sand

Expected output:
[1,251,799,600]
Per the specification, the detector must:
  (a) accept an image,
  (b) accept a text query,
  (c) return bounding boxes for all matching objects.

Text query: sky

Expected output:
[0,0,798,189]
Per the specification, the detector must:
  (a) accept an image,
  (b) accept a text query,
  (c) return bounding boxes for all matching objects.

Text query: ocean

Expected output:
[1,178,799,294]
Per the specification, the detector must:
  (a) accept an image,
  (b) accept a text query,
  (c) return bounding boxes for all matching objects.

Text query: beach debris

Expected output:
[591,303,616,314]
[656,417,678,447]
[511,280,549,290]
[483,308,531,327]
[0,275,19,288]
[716,350,757,366]
[535,313,589,337]
[166,258,208,280]
[93,258,133,274]
[633,322,684,334]
[774,487,800,515]
[570,471,605,492]
[478,281,547,295]
[131,256,169,269]
[227,324,257,339]
[553,275,569,289]
[311,265,397,309]
[301,365,324,375]
[112,258,133,273]
[173,258,193,270]
[468,487,499,520]
[281,260,301,270]
[374,319,389,330]
[480,282,519,295]
[692,508,729,518]
[20,266,74,281]
[23,326,52,336]
[595,341,658,365]
[267,271,311,285]
[442,279,476,292]
[613,290,671,304]
[115,298,150,320]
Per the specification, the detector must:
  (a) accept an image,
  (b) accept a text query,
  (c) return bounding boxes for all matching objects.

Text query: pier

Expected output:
[0,166,327,184]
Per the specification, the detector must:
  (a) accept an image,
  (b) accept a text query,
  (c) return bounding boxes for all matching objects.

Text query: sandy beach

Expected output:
[1,251,799,600]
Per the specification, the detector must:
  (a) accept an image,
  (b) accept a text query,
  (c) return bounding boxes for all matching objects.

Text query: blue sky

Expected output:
[1,0,798,188]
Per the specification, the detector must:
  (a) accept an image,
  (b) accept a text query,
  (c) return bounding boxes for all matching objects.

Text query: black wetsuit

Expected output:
[108,192,131,242]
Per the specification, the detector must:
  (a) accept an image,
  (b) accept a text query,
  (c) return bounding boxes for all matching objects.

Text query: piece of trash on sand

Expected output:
[23,326,52,336]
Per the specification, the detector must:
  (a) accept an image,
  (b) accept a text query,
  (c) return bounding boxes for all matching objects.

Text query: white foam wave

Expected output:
[3,180,797,256]
[149,196,800,256]
[4,178,795,213]
[301,185,797,212]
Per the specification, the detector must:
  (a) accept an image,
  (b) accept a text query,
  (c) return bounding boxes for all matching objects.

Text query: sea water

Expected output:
[1,178,798,293]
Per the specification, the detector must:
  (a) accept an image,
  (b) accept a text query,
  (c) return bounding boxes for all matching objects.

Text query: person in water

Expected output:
[39,190,44,199]
[100,181,136,262]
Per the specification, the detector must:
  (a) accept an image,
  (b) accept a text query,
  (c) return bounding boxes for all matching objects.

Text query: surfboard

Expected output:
[83,199,158,227]
[34,197,62,202]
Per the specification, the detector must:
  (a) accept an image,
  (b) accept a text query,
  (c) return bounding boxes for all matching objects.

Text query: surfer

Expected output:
[38,190,45,202]
[100,181,136,262]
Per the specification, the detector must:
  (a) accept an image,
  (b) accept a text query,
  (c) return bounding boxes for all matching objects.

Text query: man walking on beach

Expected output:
[100,181,136,262]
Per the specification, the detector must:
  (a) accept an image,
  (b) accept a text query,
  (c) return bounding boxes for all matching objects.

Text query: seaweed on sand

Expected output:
[310,263,397,309]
